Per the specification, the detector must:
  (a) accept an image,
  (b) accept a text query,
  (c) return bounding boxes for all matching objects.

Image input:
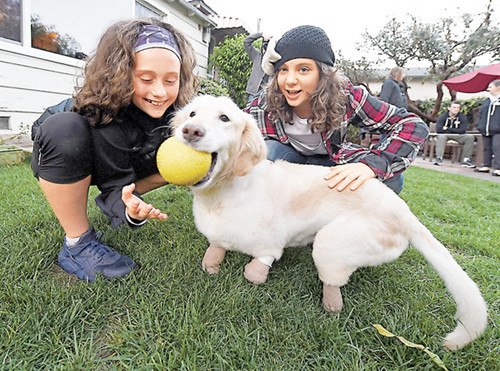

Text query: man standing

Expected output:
[434,101,475,167]
[244,32,271,102]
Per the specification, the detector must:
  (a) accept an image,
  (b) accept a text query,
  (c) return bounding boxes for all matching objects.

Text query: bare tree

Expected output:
[336,52,379,95]
[364,0,500,122]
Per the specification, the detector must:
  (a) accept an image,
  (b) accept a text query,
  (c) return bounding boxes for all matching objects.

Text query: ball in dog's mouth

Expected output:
[193,152,218,187]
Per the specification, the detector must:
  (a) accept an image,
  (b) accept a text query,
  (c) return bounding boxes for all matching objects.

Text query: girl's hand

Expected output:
[122,183,168,221]
[324,163,376,192]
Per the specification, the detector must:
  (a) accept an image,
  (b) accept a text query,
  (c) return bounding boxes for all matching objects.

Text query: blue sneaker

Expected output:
[58,228,136,281]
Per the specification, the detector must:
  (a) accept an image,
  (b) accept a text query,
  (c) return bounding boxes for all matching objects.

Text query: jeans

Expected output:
[266,140,404,194]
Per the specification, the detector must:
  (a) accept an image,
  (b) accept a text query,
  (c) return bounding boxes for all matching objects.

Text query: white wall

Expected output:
[368,77,488,101]
[0,0,212,133]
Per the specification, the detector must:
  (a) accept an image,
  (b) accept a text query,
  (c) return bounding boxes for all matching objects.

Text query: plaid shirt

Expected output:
[244,82,429,180]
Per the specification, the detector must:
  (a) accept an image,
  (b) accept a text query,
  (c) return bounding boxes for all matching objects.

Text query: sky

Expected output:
[204,0,499,64]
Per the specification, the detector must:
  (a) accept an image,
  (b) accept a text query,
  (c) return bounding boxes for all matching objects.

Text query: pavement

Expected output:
[1,133,499,184]
[412,156,500,183]
[0,133,33,151]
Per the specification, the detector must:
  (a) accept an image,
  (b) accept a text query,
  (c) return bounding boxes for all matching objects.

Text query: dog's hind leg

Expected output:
[322,284,343,312]
[312,218,405,313]
[202,244,226,274]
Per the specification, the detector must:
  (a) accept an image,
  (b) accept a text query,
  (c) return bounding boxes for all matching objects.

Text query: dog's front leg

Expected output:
[244,256,273,284]
[322,284,343,313]
[202,244,226,274]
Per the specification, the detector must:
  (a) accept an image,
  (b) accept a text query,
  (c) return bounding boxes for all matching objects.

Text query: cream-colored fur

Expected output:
[171,95,487,350]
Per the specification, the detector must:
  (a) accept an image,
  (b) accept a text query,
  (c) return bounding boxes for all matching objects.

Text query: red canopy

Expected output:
[443,63,500,93]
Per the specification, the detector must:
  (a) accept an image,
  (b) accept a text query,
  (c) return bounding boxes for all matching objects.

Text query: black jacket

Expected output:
[436,112,469,134]
[90,105,172,227]
[476,97,500,136]
[379,78,408,109]
[32,100,172,228]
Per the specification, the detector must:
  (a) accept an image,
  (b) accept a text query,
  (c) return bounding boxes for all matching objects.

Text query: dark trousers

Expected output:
[265,139,404,194]
[481,133,500,169]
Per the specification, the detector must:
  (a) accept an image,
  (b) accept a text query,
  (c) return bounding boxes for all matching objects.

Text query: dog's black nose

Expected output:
[182,124,205,142]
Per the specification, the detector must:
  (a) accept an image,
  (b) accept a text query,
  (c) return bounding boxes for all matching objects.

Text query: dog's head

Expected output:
[171,95,267,189]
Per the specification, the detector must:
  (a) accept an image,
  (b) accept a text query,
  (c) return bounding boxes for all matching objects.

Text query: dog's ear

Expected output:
[170,103,191,132]
[233,115,267,177]
[170,110,184,135]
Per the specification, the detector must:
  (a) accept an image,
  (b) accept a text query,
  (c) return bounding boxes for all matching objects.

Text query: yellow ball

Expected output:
[156,137,211,186]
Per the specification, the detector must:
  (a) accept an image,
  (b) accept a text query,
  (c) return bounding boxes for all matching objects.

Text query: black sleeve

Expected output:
[435,113,446,133]
[379,80,393,103]
[90,124,142,228]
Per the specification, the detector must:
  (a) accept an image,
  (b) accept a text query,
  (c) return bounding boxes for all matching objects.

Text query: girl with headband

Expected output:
[31,18,197,281]
[246,25,429,194]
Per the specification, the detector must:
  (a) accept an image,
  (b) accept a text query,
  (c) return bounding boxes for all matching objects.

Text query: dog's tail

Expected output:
[409,220,487,350]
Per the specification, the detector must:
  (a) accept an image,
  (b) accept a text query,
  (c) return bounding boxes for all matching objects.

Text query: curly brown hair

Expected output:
[73,18,198,126]
[266,62,348,133]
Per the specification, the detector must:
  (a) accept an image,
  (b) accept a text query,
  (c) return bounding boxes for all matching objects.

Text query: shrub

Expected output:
[209,34,251,108]
[414,97,484,128]
[197,78,229,97]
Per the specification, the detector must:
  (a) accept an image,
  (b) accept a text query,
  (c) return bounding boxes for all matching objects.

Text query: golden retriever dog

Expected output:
[171,95,487,350]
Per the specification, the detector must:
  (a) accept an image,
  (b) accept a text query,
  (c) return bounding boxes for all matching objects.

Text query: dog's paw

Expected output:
[244,258,270,284]
[322,284,343,313]
[201,246,226,275]
[202,263,221,275]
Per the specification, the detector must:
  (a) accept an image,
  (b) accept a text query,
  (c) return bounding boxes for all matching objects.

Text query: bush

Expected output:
[414,97,484,128]
[209,34,251,108]
[197,78,229,97]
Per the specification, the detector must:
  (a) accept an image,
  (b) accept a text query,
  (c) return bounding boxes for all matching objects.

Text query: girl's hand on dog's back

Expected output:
[325,163,376,192]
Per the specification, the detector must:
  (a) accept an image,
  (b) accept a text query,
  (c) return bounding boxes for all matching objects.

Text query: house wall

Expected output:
[0,0,213,133]
[367,76,488,101]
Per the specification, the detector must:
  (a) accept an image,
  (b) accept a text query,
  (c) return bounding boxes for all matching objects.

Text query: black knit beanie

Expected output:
[273,25,335,71]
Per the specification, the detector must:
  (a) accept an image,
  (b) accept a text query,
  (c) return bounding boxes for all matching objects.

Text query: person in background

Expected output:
[245,25,428,195]
[31,18,198,281]
[433,101,476,168]
[244,32,271,102]
[475,79,500,176]
[379,66,408,109]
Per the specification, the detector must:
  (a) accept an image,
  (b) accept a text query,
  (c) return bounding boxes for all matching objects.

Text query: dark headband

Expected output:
[134,24,181,61]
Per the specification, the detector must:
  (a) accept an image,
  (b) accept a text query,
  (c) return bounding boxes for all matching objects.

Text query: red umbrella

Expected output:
[443,63,500,93]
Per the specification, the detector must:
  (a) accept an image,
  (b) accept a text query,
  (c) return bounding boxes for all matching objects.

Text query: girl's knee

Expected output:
[39,113,92,158]
[33,112,92,182]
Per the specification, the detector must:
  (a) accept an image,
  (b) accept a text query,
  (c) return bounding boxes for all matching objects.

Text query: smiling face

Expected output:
[277,58,320,118]
[448,102,461,117]
[132,48,181,118]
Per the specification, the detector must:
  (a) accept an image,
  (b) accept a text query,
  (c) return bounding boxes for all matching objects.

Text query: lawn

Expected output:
[0,162,498,370]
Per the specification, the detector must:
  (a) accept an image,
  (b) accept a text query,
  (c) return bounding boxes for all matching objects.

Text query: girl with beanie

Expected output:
[245,25,429,194]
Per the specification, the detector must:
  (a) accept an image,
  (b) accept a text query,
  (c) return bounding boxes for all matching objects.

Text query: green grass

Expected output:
[1,163,498,370]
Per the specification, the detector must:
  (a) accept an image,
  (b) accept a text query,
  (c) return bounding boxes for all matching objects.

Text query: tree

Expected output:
[209,34,252,108]
[30,14,82,58]
[364,0,500,122]
[336,52,380,95]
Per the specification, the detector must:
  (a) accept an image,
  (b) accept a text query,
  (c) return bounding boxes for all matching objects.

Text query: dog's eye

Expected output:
[219,114,229,122]
[189,111,196,117]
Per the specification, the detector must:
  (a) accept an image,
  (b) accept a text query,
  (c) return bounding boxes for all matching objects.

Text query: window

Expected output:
[0,0,22,42]
[1,0,171,59]
[0,117,10,130]
[202,27,210,43]
[30,0,127,59]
